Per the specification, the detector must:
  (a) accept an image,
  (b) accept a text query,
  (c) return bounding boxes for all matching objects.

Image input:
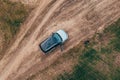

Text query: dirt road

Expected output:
[0,0,120,80]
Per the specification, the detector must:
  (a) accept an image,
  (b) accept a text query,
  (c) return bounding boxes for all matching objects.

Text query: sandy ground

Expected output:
[0,0,120,80]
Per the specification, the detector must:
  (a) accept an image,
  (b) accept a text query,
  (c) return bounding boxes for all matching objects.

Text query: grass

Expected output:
[57,61,107,80]
[0,0,31,52]
[104,19,120,52]
[56,18,120,80]
[81,48,99,63]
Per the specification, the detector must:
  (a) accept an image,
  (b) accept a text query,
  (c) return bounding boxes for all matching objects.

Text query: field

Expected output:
[56,19,120,80]
[0,0,120,80]
[0,0,30,59]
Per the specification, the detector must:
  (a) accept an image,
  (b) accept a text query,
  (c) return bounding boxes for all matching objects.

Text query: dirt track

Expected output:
[0,0,120,80]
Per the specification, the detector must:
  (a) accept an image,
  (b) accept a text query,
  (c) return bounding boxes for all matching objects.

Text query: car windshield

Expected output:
[41,33,62,52]
[53,33,62,43]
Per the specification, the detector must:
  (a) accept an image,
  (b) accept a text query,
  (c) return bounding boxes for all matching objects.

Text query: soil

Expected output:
[0,0,120,80]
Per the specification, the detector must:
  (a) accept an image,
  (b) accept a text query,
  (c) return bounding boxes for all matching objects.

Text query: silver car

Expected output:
[39,29,68,54]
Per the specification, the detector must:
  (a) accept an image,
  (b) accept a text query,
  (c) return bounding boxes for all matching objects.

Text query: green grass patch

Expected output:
[100,47,112,54]
[104,18,120,52]
[81,48,100,63]
[56,61,106,80]
[111,68,120,80]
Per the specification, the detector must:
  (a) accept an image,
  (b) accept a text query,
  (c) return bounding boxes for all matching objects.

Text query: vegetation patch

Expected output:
[0,0,31,57]
[56,18,120,80]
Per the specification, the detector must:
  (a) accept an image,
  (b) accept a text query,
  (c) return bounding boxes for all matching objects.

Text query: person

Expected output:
[84,40,90,45]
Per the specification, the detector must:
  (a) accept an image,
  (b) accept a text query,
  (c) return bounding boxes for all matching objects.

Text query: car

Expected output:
[39,29,68,54]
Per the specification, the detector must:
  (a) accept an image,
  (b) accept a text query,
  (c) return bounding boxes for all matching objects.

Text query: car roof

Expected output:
[40,33,62,53]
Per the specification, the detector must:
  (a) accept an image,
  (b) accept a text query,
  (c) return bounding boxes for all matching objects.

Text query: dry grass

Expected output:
[0,0,31,57]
